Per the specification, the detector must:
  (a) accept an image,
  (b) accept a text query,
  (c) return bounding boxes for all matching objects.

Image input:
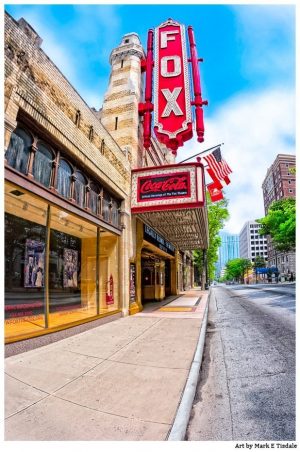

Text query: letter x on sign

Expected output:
[161,88,184,117]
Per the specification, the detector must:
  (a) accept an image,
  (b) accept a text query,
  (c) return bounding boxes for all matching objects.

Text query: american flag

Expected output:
[203,147,232,181]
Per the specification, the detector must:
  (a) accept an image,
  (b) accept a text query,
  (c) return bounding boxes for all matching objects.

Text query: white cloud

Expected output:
[231,4,295,81]
[177,85,295,235]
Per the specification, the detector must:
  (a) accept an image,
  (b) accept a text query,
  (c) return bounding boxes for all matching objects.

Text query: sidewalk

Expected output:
[5,288,209,441]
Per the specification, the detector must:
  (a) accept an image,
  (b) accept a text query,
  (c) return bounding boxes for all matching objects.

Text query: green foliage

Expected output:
[257,198,295,252]
[194,192,229,282]
[224,258,252,283]
[252,255,266,269]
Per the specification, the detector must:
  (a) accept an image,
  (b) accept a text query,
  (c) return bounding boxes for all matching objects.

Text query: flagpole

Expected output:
[178,142,224,164]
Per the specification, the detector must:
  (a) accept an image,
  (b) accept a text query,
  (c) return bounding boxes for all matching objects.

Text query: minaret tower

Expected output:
[100,33,145,168]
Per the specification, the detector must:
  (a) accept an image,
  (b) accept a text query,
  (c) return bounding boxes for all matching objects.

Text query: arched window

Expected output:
[111,199,120,227]
[74,171,87,208]
[89,181,99,215]
[33,142,53,187]
[5,127,32,174]
[57,159,72,198]
[102,191,111,223]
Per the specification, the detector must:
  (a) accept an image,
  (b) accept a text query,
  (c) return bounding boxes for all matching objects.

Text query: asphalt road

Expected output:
[186,284,296,441]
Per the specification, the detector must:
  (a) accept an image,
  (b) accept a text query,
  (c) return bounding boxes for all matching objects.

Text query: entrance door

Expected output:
[142,259,155,301]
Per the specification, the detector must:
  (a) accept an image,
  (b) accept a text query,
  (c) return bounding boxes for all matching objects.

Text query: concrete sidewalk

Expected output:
[5,289,208,441]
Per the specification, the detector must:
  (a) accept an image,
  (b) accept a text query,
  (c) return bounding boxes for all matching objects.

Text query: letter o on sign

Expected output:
[161,55,181,77]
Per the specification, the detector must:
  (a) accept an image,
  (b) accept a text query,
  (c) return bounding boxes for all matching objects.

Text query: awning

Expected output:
[137,208,208,250]
[131,163,209,250]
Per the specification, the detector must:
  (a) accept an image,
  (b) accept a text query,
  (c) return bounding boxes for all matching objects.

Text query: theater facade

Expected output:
[4,12,208,343]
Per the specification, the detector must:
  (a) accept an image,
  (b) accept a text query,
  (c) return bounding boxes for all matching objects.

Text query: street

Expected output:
[186,284,295,441]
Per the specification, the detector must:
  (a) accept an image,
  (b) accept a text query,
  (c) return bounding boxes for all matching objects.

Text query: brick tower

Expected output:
[100,33,145,168]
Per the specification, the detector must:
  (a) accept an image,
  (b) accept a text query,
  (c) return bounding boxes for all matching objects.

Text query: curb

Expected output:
[167,290,210,441]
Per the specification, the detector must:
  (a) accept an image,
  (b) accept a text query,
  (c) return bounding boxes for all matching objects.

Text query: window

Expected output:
[5,182,48,338]
[33,142,53,187]
[74,171,87,208]
[102,192,112,223]
[111,199,120,228]
[75,110,81,128]
[89,126,94,142]
[115,117,118,130]
[100,139,105,155]
[49,206,98,322]
[57,159,72,198]
[89,182,99,215]
[5,127,32,174]
[289,189,293,193]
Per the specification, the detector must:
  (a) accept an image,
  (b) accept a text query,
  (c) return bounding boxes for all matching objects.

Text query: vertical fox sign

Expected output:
[139,18,207,155]
[154,19,193,152]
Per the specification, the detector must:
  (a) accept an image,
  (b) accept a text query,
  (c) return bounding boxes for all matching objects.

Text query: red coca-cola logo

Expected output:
[138,172,190,202]
[140,176,188,194]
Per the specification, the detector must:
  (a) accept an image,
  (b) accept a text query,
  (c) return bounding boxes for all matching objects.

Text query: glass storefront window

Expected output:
[99,230,119,313]
[49,206,98,327]
[5,181,121,342]
[5,181,48,339]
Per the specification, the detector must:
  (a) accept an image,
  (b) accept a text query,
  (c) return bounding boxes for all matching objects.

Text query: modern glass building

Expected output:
[216,231,240,278]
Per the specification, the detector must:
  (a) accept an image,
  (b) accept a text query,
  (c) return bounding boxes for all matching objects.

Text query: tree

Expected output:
[252,255,266,283]
[224,258,252,283]
[257,198,295,252]
[194,193,229,288]
[252,255,266,269]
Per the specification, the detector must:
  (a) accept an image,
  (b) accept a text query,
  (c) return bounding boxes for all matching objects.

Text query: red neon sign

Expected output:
[139,19,207,155]
[137,171,191,202]
[153,19,192,153]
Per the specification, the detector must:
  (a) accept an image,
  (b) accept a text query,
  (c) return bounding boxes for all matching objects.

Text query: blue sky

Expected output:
[5,2,296,234]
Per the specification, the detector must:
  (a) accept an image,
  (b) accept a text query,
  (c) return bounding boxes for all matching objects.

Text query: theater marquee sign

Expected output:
[139,18,207,155]
[153,20,192,151]
[131,163,204,213]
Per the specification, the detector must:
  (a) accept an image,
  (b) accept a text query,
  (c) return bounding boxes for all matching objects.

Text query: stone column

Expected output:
[130,218,143,314]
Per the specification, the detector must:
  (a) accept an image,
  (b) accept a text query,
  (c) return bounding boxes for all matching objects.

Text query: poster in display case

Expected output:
[63,248,78,288]
[24,239,45,288]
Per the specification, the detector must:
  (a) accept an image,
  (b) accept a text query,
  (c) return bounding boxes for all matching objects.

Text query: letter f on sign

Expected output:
[161,30,179,48]
[161,88,183,117]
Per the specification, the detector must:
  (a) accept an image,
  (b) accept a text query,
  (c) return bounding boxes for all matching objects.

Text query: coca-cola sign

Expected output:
[138,172,190,201]
[131,163,205,214]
